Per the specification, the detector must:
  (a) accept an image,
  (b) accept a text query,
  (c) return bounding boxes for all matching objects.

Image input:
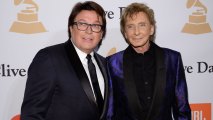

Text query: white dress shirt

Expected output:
[72,42,105,99]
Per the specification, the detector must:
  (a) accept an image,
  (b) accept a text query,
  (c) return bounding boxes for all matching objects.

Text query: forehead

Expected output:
[126,12,150,23]
[75,10,102,23]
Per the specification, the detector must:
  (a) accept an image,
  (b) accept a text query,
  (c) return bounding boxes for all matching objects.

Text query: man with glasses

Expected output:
[21,1,113,120]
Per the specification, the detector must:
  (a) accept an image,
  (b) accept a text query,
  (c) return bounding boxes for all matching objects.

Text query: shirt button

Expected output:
[147,96,151,100]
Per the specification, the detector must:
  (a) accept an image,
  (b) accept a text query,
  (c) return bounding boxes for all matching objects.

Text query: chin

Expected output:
[131,43,143,48]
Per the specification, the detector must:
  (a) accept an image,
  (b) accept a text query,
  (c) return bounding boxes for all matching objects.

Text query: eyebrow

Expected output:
[75,19,102,24]
[126,21,148,25]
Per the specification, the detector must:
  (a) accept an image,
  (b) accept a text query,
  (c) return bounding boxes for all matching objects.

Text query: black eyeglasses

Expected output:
[73,22,103,33]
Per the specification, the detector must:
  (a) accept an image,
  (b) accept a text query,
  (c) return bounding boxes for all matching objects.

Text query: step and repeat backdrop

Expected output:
[0,0,212,120]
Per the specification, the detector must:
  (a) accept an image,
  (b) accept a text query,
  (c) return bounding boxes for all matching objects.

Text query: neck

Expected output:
[133,42,150,54]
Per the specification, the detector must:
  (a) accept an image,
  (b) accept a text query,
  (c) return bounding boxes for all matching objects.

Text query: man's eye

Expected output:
[92,24,101,28]
[127,25,134,29]
[139,23,147,27]
[79,22,87,26]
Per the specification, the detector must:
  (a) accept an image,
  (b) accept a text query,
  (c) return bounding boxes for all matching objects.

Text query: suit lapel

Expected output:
[94,54,109,119]
[123,47,144,120]
[146,43,166,120]
[64,40,97,110]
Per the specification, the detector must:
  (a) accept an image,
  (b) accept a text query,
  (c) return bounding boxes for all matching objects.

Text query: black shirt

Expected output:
[129,43,156,119]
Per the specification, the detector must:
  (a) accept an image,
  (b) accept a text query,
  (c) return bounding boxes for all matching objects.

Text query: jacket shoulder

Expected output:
[42,42,65,53]
[107,51,124,61]
[95,53,105,61]
[162,47,181,57]
[37,42,66,56]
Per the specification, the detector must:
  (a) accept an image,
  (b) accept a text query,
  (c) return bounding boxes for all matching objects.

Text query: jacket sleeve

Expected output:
[173,53,191,120]
[21,48,56,120]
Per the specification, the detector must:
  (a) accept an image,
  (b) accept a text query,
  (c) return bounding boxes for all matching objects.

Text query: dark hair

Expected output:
[68,1,106,47]
[120,3,156,42]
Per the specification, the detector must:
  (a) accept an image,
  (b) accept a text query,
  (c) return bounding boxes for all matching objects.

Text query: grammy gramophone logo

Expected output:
[182,0,212,34]
[9,0,46,34]
[107,47,116,56]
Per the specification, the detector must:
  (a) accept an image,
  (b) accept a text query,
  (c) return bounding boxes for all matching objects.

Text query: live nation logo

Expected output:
[190,103,211,120]
[0,64,27,77]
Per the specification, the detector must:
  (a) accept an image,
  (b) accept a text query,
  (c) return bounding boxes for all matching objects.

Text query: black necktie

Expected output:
[86,54,104,113]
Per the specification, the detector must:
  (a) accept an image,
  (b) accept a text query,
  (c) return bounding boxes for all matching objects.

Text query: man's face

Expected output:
[124,12,154,52]
[70,10,103,54]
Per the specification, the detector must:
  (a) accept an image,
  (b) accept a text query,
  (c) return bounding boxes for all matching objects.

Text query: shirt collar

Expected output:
[126,42,155,59]
[71,40,94,64]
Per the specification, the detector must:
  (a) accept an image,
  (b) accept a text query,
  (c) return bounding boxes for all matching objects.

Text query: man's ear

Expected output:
[69,26,73,33]
[124,31,128,39]
[150,25,154,35]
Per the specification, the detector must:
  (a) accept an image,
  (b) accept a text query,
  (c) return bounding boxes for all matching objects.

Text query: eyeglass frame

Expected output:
[73,22,103,33]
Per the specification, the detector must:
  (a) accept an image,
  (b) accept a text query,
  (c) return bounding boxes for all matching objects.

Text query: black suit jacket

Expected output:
[21,40,113,120]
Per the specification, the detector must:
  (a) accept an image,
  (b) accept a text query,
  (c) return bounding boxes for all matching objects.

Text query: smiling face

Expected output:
[124,12,154,53]
[70,10,103,54]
